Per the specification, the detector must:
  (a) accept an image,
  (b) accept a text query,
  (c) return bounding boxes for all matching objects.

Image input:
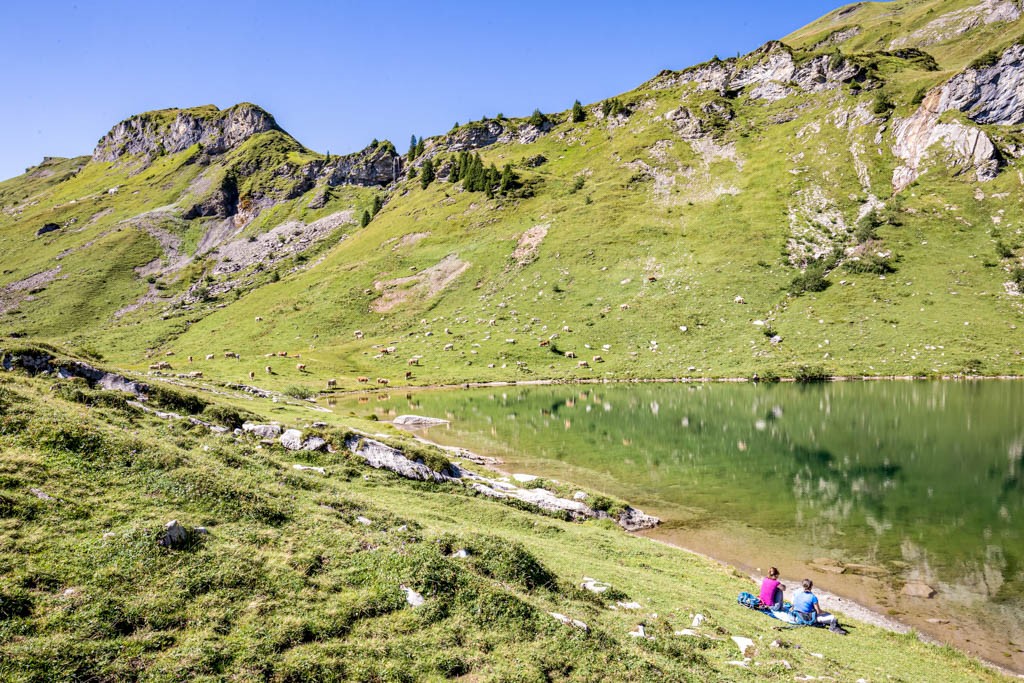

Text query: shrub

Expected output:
[789,262,830,295]
[201,404,258,430]
[601,98,627,118]
[359,210,371,227]
[794,365,830,383]
[995,240,1015,259]
[569,176,585,194]
[285,385,315,400]
[528,109,548,126]
[1010,266,1024,289]
[970,49,1001,70]
[872,91,894,115]
[420,158,435,189]
[147,385,207,414]
[844,252,895,274]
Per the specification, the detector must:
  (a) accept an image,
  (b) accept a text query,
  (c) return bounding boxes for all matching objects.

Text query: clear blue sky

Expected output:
[0,0,848,180]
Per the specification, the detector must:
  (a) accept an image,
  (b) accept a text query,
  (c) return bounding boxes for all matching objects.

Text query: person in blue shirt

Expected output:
[791,578,838,627]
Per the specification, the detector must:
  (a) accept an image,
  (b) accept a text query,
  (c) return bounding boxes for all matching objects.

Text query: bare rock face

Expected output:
[324,143,401,187]
[939,43,1024,125]
[92,103,280,163]
[665,42,861,101]
[889,42,1024,191]
[447,121,505,152]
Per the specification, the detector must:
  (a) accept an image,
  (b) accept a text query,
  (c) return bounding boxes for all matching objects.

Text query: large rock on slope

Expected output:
[890,43,1024,190]
[92,103,280,163]
[939,43,1024,125]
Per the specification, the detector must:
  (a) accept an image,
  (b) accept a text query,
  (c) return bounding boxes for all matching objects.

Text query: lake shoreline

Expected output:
[402,423,1024,680]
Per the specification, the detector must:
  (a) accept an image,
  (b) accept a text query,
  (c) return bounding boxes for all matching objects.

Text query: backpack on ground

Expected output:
[737,591,765,610]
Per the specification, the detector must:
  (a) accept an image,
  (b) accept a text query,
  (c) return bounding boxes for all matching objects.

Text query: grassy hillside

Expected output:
[2,1,1023,389]
[0,346,1006,681]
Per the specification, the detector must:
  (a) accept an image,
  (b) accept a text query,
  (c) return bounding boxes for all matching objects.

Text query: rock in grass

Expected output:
[293,464,326,475]
[243,422,282,438]
[731,636,755,656]
[548,612,589,632]
[393,414,449,428]
[280,429,328,451]
[29,488,55,501]
[401,584,425,608]
[581,576,610,593]
[158,520,190,549]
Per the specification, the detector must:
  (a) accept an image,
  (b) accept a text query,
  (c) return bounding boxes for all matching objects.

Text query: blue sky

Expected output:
[0,0,848,180]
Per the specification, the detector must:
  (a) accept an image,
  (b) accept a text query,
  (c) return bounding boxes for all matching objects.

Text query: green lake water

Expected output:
[336,381,1024,671]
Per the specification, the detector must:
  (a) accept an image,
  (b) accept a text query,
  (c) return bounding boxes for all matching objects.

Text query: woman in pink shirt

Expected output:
[759,567,785,611]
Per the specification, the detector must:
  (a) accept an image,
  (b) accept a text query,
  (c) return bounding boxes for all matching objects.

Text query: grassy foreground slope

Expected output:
[0,348,1003,682]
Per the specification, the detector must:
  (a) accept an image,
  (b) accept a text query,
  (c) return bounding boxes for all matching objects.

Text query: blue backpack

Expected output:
[737,591,765,610]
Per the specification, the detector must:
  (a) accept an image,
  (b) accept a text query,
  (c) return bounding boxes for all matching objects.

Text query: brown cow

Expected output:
[357,376,369,383]
[405,371,413,380]
[326,379,337,388]
[377,378,389,385]
[296,363,306,372]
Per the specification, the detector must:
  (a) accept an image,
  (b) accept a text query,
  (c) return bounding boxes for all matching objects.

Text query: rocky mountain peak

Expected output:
[91,103,281,164]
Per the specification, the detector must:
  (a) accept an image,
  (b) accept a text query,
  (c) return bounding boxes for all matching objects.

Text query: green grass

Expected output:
[0,360,1008,681]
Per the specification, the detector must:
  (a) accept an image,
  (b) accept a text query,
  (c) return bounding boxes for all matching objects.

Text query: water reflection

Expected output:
[338,381,1024,664]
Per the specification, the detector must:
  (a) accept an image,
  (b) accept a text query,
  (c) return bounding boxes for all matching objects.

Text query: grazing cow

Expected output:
[255,316,263,322]
[326,379,337,388]
[734,295,745,304]
[405,371,413,380]
[443,343,454,351]
[188,355,193,363]
[578,360,589,368]
[225,352,238,359]
[620,303,630,310]
[296,363,306,372]
[539,340,550,347]
[407,357,419,366]
[265,366,273,374]
[165,351,175,356]
[647,276,657,282]
[248,371,255,379]
[354,330,364,339]
[278,351,288,357]
[565,351,576,358]
[357,376,369,383]
[592,355,604,363]
[562,325,571,332]
[377,378,389,385]
[205,354,214,360]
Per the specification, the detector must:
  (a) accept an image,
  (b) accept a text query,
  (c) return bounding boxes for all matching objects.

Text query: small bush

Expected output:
[794,365,830,383]
[844,252,895,274]
[202,404,258,430]
[147,385,207,415]
[789,262,830,295]
[995,240,1015,259]
[285,385,315,400]
[528,109,548,126]
[1010,267,1024,289]
[872,91,894,115]
[970,49,1001,70]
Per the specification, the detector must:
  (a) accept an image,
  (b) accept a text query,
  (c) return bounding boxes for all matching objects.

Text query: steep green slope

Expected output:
[1,0,1023,390]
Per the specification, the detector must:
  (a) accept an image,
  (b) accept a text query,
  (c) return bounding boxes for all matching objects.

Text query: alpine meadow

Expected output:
[1,0,1024,680]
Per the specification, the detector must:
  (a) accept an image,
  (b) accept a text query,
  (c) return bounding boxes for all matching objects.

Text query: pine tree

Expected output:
[529,109,547,126]
[420,158,435,189]
[371,195,383,215]
[407,135,418,159]
[500,163,515,194]
[571,100,585,123]
[414,138,425,158]
[359,210,371,227]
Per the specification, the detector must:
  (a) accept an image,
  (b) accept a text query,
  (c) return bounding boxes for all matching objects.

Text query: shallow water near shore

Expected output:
[337,380,1024,673]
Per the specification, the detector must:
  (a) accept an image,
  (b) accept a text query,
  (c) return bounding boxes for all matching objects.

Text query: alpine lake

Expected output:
[332,380,1024,673]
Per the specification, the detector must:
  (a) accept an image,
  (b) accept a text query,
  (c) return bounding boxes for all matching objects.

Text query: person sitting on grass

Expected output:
[791,578,839,627]
[759,567,786,611]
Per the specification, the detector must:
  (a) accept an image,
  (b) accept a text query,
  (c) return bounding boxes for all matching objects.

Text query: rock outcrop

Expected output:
[890,44,1023,191]
[344,434,459,483]
[655,42,861,101]
[92,103,280,163]
[447,121,505,152]
[939,43,1024,125]
[323,142,401,187]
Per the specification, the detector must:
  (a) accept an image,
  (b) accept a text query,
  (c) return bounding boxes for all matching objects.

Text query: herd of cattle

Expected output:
[147,324,605,389]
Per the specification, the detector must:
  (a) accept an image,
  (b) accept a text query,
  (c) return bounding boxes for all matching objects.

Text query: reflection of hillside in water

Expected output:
[358,381,1024,616]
